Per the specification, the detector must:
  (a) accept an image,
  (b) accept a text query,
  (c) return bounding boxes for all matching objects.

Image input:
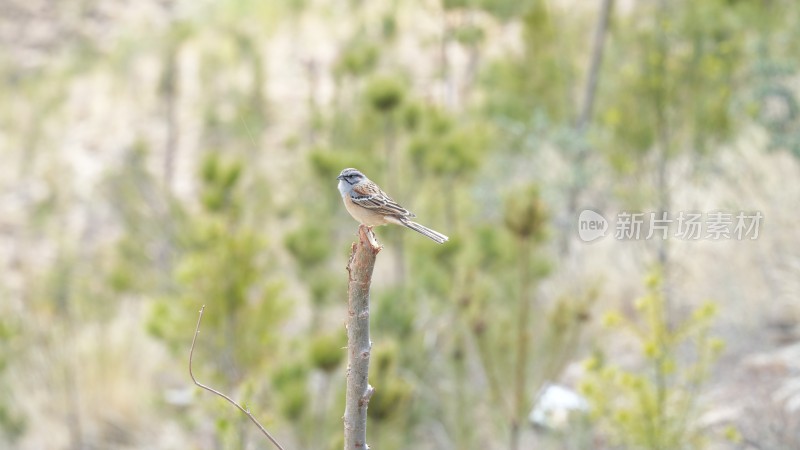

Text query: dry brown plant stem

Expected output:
[189,305,286,450]
[344,225,381,449]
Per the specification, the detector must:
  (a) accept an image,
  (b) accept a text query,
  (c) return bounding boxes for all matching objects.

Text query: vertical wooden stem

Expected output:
[344,225,381,449]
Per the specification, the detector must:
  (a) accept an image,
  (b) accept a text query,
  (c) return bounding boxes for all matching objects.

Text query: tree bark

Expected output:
[344,225,381,449]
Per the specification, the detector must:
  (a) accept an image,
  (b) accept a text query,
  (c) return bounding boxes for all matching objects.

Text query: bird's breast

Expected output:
[342,195,387,226]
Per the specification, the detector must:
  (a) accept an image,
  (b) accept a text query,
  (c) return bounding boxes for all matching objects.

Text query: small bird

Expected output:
[337,168,449,244]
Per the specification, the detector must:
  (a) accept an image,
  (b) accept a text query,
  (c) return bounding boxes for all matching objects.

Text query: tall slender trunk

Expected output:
[162,44,179,191]
[383,116,406,286]
[510,237,532,450]
[563,0,614,255]
[654,0,672,324]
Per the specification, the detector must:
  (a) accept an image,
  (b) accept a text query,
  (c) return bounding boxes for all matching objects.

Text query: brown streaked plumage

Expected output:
[337,168,448,244]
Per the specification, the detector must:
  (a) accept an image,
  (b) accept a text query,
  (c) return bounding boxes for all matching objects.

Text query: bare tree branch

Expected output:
[344,225,381,450]
[189,305,286,450]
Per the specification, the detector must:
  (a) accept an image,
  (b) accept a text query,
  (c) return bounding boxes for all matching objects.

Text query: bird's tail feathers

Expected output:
[399,218,449,244]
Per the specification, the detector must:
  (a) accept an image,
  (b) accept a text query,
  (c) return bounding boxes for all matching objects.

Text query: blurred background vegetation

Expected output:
[2,0,800,449]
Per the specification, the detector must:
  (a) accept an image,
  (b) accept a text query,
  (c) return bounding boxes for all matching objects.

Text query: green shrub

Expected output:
[580,271,726,449]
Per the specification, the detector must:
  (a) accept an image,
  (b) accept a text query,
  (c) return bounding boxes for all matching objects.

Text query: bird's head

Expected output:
[337,168,366,185]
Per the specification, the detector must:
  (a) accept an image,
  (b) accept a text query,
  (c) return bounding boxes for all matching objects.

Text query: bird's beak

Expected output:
[336,175,344,180]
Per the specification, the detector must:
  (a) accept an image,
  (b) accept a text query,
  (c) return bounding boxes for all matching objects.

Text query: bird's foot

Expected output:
[366,226,380,249]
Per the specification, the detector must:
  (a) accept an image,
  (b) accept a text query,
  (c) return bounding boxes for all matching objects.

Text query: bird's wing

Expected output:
[350,181,416,218]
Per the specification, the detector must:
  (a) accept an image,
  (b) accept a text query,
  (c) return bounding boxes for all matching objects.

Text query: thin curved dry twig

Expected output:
[189,305,286,450]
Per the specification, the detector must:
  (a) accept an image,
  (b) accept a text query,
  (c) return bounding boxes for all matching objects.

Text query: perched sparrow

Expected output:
[337,168,449,244]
